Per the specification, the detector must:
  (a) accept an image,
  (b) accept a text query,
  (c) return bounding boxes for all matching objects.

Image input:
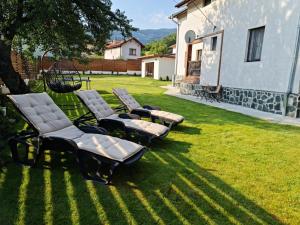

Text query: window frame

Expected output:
[246,26,265,62]
[129,48,137,56]
[211,36,218,51]
[196,49,202,61]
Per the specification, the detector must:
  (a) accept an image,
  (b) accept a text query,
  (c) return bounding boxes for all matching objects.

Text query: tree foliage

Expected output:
[143,33,176,55]
[0,0,136,93]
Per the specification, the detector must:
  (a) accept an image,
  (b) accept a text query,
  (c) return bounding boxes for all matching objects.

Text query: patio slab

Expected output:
[163,85,300,127]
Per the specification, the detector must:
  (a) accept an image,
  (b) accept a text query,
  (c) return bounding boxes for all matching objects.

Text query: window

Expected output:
[129,48,137,56]
[204,0,212,6]
[211,36,217,51]
[196,49,202,61]
[246,26,265,62]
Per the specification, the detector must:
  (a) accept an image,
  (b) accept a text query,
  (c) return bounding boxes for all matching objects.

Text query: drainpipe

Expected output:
[284,13,300,116]
[171,16,180,87]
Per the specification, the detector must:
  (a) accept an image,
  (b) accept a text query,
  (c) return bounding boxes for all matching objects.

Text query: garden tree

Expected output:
[0,0,136,94]
[143,33,176,56]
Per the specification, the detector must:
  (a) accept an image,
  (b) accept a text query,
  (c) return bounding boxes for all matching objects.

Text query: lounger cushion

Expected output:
[43,125,144,162]
[145,109,184,123]
[76,90,169,137]
[107,114,169,137]
[8,93,73,135]
[113,88,141,111]
[75,90,114,118]
[113,88,184,123]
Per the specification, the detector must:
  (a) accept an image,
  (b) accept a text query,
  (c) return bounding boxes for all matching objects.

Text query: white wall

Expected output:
[142,57,175,80]
[104,47,121,59]
[175,0,300,93]
[158,58,176,80]
[121,40,142,60]
[191,42,203,61]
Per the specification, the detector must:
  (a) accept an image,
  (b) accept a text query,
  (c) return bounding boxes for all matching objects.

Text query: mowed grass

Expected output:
[0,75,300,225]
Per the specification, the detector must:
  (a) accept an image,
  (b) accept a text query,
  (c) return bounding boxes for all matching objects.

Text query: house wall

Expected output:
[104,47,121,60]
[142,57,175,80]
[176,0,300,94]
[158,58,176,80]
[121,40,142,60]
[191,42,203,61]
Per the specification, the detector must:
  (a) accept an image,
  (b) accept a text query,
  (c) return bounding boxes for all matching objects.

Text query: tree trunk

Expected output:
[0,40,30,94]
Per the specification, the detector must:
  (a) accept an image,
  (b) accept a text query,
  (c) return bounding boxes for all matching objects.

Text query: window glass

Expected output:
[211,36,217,51]
[247,26,265,62]
[129,48,137,56]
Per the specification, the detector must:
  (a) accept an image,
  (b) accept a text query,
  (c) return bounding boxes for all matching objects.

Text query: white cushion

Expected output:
[75,90,114,119]
[43,125,143,162]
[8,93,73,135]
[112,88,184,123]
[107,114,169,137]
[146,109,184,123]
[113,88,141,111]
[9,93,144,162]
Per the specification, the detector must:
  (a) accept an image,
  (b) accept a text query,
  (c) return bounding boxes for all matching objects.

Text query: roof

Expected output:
[175,0,194,8]
[139,54,175,60]
[105,37,144,50]
[169,44,176,49]
[170,8,188,18]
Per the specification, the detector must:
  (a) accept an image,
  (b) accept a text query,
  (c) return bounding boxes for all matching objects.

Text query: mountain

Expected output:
[111,28,177,45]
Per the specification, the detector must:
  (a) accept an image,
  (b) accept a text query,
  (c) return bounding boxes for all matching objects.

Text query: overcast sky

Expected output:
[111,0,179,29]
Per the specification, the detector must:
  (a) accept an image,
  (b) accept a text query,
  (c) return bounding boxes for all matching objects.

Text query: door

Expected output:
[185,44,193,77]
[145,62,154,77]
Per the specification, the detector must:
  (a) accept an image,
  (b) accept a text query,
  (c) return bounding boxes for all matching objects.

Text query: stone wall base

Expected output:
[180,83,300,117]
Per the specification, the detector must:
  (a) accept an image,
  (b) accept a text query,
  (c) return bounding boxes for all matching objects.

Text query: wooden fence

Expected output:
[40,57,141,73]
[0,55,141,86]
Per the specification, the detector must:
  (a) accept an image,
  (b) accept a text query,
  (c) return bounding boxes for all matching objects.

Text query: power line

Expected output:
[191,1,217,30]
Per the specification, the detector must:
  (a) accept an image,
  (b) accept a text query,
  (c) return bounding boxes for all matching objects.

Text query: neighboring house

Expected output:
[141,55,175,81]
[171,0,300,117]
[104,37,144,60]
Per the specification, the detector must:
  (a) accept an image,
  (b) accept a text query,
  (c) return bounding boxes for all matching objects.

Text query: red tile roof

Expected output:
[105,37,144,49]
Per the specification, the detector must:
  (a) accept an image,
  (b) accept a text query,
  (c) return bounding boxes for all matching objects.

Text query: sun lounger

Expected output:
[113,88,184,127]
[74,90,170,144]
[8,92,146,184]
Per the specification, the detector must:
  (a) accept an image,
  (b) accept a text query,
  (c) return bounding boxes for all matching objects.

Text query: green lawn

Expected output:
[0,76,300,225]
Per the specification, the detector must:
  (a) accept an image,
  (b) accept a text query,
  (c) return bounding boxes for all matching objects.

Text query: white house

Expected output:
[141,55,175,81]
[104,37,144,60]
[171,0,300,117]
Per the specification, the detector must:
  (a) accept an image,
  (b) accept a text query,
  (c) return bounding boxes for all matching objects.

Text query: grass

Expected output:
[0,75,300,225]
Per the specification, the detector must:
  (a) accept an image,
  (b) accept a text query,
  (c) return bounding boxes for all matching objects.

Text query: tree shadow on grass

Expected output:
[0,138,286,225]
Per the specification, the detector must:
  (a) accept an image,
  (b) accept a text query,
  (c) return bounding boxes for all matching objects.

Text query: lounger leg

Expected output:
[107,162,120,184]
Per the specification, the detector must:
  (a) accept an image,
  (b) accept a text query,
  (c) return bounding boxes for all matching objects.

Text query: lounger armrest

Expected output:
[118,113,141,120]
[78,125,108,135]
[143,105,161,110]
[131,109,152,118]
[98,119,126,131]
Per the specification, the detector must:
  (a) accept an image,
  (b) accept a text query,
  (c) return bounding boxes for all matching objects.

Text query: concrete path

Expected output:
[162,85,300,127]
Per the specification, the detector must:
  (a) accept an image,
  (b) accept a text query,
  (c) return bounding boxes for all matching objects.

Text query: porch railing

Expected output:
[188,61,201,76]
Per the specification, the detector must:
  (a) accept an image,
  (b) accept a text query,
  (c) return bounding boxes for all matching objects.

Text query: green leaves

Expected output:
[143,33,176,56]
[1,0,136,57]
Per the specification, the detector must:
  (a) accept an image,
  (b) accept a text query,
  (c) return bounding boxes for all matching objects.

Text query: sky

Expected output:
[111,0,179,29]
